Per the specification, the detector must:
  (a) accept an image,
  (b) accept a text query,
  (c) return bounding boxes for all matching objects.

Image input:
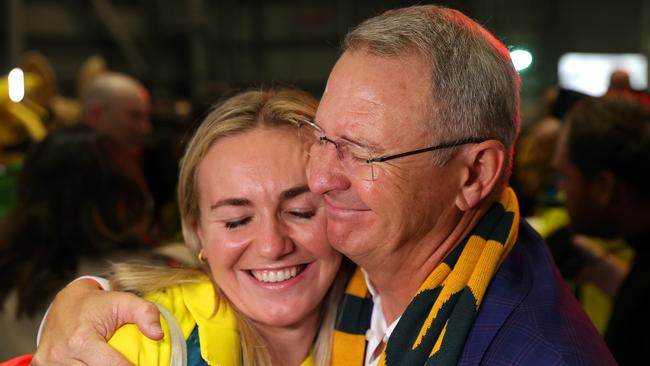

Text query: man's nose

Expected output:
[254,218,294,259]
[307,149,351,195]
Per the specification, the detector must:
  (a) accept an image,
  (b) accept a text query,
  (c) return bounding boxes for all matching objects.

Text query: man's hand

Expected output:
[32,278,163,366]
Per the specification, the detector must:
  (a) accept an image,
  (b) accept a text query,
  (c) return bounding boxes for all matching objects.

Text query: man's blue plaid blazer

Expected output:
[458,221,616,365]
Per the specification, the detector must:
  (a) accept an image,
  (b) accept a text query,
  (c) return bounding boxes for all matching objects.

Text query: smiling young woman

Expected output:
[105,89,352,366]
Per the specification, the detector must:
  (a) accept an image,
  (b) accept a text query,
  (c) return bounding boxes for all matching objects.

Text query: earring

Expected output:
[198,249,207,264]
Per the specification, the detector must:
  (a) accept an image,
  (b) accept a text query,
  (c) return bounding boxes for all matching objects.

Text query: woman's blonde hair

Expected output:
[110,88,350,365]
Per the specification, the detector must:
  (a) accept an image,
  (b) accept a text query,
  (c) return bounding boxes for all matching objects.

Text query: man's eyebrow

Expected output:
[281,185,310,201]
[340,135,383,151]
[210,198,252,210]
[312,118,382,151]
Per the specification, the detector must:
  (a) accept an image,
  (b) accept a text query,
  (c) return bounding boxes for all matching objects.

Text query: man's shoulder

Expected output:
[460,221,616,365]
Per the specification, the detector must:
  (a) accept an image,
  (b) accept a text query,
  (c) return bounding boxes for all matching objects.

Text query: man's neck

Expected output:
[363,205,489,324]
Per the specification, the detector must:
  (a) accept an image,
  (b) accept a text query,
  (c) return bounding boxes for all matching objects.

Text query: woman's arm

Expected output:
[32,278,164,366]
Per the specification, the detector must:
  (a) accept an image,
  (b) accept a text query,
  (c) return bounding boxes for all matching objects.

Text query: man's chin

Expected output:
[326,221,373,258]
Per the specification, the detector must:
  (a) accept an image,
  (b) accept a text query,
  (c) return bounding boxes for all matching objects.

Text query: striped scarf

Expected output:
[331,187,519,365]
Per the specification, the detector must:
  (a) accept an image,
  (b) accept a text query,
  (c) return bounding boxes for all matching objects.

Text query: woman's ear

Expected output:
[455,140,507,211]
[194,225,209,265]
[195,223,205,249]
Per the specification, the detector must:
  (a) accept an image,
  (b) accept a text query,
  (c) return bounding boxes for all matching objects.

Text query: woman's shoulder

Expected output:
[143,276,216,325]
[108,276,244,366]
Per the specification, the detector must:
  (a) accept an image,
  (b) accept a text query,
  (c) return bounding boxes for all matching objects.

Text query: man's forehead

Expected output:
[316,70,432,149]
[113,88,149,107]
[318,51,432,121]
[316,97,381,127]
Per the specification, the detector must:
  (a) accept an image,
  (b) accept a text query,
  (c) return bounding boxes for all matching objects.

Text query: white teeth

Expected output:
[251,266,302,283]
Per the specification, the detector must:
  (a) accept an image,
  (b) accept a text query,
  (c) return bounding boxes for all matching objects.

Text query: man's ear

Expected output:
[590,170,616,208]
[455,140,506,211]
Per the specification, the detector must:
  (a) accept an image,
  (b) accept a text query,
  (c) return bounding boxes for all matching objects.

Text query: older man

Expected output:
[33,6,613,365]
[80,72,152,196]
[81,72,152,159]
[304,6,612,365]
[78,72,158,245]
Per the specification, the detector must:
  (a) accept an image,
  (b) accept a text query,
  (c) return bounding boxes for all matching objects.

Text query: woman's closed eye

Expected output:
[287,210,316,219]
[224,216,252,229]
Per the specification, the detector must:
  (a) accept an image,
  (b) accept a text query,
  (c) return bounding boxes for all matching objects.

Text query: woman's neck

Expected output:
[254,308,320,366]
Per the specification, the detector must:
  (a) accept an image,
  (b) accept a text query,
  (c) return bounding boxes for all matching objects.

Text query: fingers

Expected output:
[68,333,135,366]
[33,334,134,366]
[34,314,135,366]
[33,279,159,365]
[114,294,163,340]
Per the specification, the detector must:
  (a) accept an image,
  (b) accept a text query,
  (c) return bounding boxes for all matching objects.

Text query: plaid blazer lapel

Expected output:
[457,222,529,365]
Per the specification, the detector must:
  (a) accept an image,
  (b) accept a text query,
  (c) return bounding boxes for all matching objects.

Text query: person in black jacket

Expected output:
[554,93,650,365]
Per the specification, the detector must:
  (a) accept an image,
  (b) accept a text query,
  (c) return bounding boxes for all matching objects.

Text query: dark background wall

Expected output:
[3,0,649,122]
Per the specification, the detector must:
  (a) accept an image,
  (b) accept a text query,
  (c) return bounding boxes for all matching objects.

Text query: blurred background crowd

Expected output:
[1,0,650,364]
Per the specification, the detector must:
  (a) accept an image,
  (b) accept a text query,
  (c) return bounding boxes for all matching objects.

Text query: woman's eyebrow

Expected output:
[281,185,310,201]
[210,198,252,210]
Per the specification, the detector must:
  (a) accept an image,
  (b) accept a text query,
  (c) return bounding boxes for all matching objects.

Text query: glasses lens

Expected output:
[298,125,317,150]
[299,123,377,181]
[365,159,377,181]
[335,141,378,181]
[369,163,377,181]
[300,124,324,158]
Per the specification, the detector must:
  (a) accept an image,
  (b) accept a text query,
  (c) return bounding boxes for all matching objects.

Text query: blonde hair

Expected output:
[111,88,349,365]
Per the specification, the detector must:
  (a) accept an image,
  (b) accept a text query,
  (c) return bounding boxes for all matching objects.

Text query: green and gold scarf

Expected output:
[331,187,519,365]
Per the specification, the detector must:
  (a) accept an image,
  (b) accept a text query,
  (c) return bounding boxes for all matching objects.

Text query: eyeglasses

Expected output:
[299,120,485,181]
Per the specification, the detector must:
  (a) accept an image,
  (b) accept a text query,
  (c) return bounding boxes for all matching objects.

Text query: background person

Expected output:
[81,71,180,242]
[553,94,650,365]
[80,72,151,160]
[0,126,153,359]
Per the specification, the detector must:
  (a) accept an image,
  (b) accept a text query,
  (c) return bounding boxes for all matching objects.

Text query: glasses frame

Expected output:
[363,136,487,163]
[299,120,487,180]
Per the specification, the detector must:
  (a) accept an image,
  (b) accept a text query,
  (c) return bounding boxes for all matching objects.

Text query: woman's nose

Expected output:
[254,219,294,259]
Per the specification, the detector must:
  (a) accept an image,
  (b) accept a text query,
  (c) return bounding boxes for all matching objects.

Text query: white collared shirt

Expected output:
[363,270,401,366]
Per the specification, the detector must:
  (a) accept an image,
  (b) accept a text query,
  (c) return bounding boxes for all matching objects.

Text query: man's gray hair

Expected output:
[80,72,143,111]
[343,5,520,171]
